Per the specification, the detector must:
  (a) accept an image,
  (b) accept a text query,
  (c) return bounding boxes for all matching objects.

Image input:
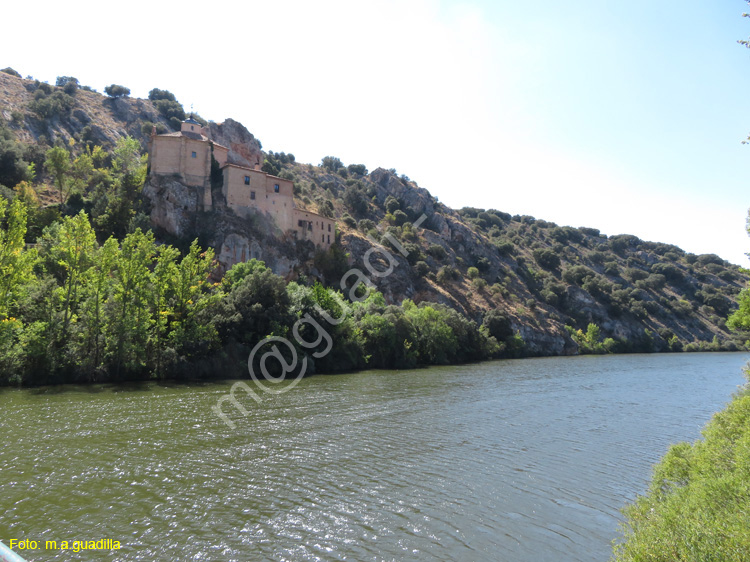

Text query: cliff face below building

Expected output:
[1,68,747,356]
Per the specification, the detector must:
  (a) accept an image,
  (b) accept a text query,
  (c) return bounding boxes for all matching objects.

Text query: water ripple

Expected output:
[0,353,747,561]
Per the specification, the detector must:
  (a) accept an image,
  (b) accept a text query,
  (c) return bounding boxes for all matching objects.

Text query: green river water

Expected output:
[1,352,747,561]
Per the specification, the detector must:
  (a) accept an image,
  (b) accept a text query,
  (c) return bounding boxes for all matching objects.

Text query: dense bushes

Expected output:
[28,89,75,119]
[154,100,186,130]
[0,122,31,188]
[342,185,368,216]
[0,198,516,385]
[533,248,561,270]
[321,156,343,172]
[147,88,188,130]
[562,265,595,285]
[613,381,750,561]
[104,84,130,98]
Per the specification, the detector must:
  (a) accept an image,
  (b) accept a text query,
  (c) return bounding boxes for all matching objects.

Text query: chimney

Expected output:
[254,161,261,171]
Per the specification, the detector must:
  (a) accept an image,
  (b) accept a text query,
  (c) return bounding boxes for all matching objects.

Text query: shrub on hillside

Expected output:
[603,261,620,276]
[562,265,595,286]
[357,219,376,232]
[148,88,177,102]
[321,156,343,172]
[342,185,368,216]
[28,90,74,119]
[428,244,447,260]
[347,163,367,176]
[104,84,130,98]
[533,248,561,271]
[414,261,430,276]
[651,262,685,283]
[436,265,459,284]
[154,99,185,130]
[695,253,724,267]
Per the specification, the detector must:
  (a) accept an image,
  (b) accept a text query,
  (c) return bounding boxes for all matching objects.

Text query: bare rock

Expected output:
[143,176,201,238]
[206,119,264,169]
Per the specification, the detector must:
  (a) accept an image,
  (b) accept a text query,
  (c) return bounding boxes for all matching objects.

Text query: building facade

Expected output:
[148,118,334,248]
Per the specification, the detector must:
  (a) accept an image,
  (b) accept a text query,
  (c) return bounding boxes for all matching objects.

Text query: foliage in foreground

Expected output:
[612,379,750,561]
[0,198,516,386]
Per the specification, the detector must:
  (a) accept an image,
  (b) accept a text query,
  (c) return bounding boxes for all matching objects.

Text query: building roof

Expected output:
[221,162,257,171]
[184,117,200,125]
[294,208,334,222]
[220,163,292,182]
[154,130,229,150]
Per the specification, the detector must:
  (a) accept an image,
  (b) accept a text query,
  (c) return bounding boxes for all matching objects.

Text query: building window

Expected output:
[322,234,325,242]
[327,235,330,244]
[308,223,312,231]
[298,220,305,227]
[321,223,324,230]
[274,184,280,193]
[250,191,255,200]
[328,224,331,232]
[191,151,197,158]
[191,125,194,131]
[244,176,250,185]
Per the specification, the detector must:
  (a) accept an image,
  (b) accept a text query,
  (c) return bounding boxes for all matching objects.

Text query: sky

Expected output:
[3,0,750,264]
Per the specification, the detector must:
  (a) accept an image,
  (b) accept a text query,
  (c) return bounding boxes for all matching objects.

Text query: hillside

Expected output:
[0,67,747,364]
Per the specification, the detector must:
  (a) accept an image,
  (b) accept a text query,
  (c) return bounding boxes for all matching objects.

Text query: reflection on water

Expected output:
[1,353,747,561]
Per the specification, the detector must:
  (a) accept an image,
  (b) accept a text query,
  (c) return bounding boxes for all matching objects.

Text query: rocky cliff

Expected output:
[1,68,746,356]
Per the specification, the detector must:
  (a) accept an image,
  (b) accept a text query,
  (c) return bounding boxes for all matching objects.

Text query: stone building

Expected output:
[148,118,335,248]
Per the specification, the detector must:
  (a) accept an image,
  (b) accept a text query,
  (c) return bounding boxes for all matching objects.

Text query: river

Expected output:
[1,352,747,561]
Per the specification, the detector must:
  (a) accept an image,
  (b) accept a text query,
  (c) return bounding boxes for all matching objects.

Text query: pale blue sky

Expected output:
[3,0,750,263]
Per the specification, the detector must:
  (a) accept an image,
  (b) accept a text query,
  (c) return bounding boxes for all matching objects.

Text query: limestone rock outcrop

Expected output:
[205,119,264,169]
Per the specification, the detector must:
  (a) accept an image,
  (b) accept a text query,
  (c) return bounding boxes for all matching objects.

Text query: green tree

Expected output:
[76,237,118,377]
[342,185,368,216]
[0,198,35,320]
[168,241,220,361]
[93,136,147,238]
[70,147,95,195]
[49,212,97,340]
[403,300,458,365]
[0,122,31,188]
[533,248,561,271]
[347,163,368,176]
[104,84,130,98]
[44,145,72,204]
[55,76,79,87]
[212,262,294,347]
[149,244,180,377]
[148,88,177,102]
[566,322,609,354]
[104,229,156,376]
[385,195,400,214]
[321,156,343,172]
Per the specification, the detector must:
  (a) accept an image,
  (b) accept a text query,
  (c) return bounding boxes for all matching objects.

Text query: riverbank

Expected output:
[612,368,750,561]
[3,346,748,388]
